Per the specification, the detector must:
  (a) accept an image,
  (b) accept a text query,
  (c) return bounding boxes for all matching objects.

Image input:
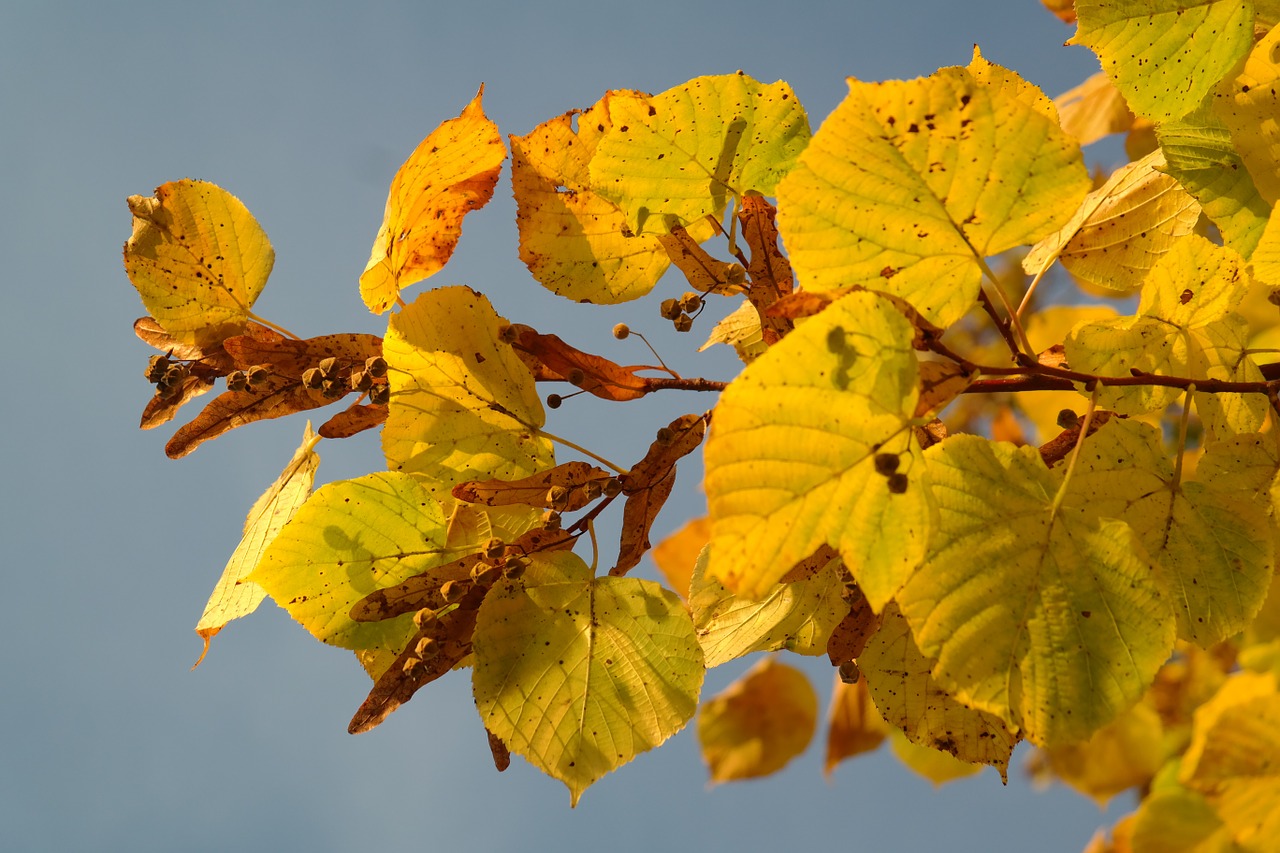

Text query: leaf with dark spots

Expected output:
[319,403,387,439]
[620,413,707,495]
[738,196,794,345]
[165,378,331,458]
[655,224,744,294]
[612,467,676,576]
[826,582,881,665]
[779,543,841,584]
[511,326,651,401]
[453,461,613,511]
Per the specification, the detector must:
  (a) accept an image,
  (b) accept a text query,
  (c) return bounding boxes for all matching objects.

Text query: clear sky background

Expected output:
[3,2,1133,851]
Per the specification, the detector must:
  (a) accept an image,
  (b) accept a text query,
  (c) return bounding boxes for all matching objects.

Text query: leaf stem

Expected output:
[536,427,629,476]
[247,312,303,341]
[1170,384,1195,491]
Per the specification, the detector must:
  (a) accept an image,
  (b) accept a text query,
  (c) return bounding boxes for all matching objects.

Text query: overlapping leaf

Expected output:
[1065,236,1264,435]
[689,545,847,667]
[360,87,505,313]
[824,675,891,776]
[697,657,817,784]
[1254,205,1280,286]
[381,287,554,500]
[705,291,931,604]
[775,57,1089,328]
[511,90,700,303]
[1055,72,1136,146]
[590,72,810,236]
[859,603,1016,778]
[896,436,1175,745]
[124,180,274,348]
[1069,0,1254,123]
[1023,150,1201,290]
[1215,23,1280,205]
[1036,701,1165,804]
[248,472,449,664]
[472,551,704,805]
[1064,419,1274,647]
[194,422,321,664]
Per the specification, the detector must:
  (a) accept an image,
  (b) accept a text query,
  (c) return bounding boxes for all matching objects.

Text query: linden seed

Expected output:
[481,537,505,561]
[887,472,909,494]
[547,394,563,409]
[502,558,526,580]
[659,298,682,320]
[567,368,586,386]
[365,355,388,378]
[440,580,466,604]
[612,323,631,340]
[542,509,562,531]
[603,478,622,498]
[369,385,390,406]
[679,292,702,313]
[226,370,249,392]
[302,367,325,390]
[414,636,439,659]
[655,426,674,445]
[725,263,747,285]
[497,324,518,344]
[673,313,693,333]
[1056,409,1080,429]
[873,453,899,476]
[412,608,438,629]
[317,356,338,377]
[838,660,861,685]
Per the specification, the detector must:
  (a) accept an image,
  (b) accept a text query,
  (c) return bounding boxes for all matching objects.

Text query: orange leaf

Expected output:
[651,516,711,599]
[913,360,976,419]
[621,413,708,494]
[613,467,676,576]
[655,224,745,294]
[824,674,890,776]
[511,326,651,401]
[359,86,506,313]
[825,583,881,665]
[453,461,613,511]
[318,403,387,439]
[739,196,794,345]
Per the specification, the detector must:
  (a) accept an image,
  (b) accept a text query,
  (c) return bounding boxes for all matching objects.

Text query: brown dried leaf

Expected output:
[224,332,383,375]
[621,413,708,494]
[613,468,676,576]
[655,224,745,294]
[486,727,512,772]
[739,196,794,345]
[140,374,218,429]
[165,380,321,458]
[826,582,881,665]
[511,326,650,401]
[825,675,890,776]
[453,461,612,511]
[914,418,948,450]
[766,288,846,320]
[913,360,976,419]
[1039,410,1115,469]
[318,403,387,439]
[348,605,479,734]
[780,543,840,584]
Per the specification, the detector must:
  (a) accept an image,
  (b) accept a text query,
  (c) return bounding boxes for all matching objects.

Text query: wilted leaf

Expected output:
[655,225,744,294]
[825,674,891,776]
[124,180,274,348]
[360,86,505,313]
[698,657,817,784]
[738,195,795,346]
[699,299,768,364]
[914,360,975,419]
[510,326,651,401]
[472,551,704,805]
[194,421,322,666]
[825,582,880,665]
[453,461,612,512]
[613,467,675,577]
[318,403,386,439]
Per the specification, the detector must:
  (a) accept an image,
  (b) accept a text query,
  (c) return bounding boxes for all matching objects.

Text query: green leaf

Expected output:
[1158,102,1273,258]
[704,291,931,605]
[1069,0,1254,123]
[248,472,448,660]
[860,603,1016,779]
[589,72,811,236]
[1066,420,1275,647]
[472,551,704,805]
[381,286,555,499]
[194,421,321,663]
[689,545,848,667]
[775,57,1089,328]
[896,435,1175,745]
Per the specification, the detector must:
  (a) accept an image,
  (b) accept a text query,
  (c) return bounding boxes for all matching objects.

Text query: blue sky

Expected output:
[2,2,1131,850]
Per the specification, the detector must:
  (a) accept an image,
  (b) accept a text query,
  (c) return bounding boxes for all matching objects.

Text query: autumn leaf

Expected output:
[689,545,848,667]
[124,180,274,348]
[381,287,554,503]
[824,675,890,776]
[888,731,983,785]
[510,326,651,401]
[697,657,817,784]
[699,299,767,364]
[1069,0,1254,123]
[318,403,386,439]
[1037,701,1165,805]
[591,72,810,236]
[860,603,1017,779]
[194,421,322,666]
[360,86,505,313]
[472,551,704,805]
[655,225,745,295]
[776,55,1089,328]
[1214,22,1280,206]
[1055,72,1136,146]
[650,518,710,599]
[896,435,1175,745]
[706,291,931,606]
[453,461,612,512]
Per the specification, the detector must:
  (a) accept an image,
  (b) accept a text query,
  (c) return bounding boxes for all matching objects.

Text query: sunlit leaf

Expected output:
[511,90,703,303]
[360,87,505,313]
[705,291,931,605]
[1037,701,1165,805]
[1251,202,1280,286]
[824,674,891,776]
[699,299,767,364]
[1023,150,1201,291]
[697,657,817,784]
[194,421,322,666]
[248,472,449,660]
[1055,72,1136,146]
[776,58,1088,328]
[897,435,1175,745]
[591,72,810,236]
[650,518,710,600]
[889,730,982,785]
[1069,0,1254,123]
[860,603,1016,779]
[472,551,704,805]
[381,287,554,502]
[1214,22,1280,205]
[124,180,274,348]
[689,545,847,667]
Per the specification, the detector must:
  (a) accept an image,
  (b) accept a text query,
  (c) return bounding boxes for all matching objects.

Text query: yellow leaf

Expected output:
[1055,72,1136,146]
[1023,150,1202,291]
[824,673,890,776]
[888,730,982,785]
[1015,305,1118,444]
[1181,672,1280,852]
[1251,204,1280,287]
[897,436,1175,745]
[194,421,321,666]
[123,179,274,348]
[689,544,848,667]
[1065,420,1274,647]
[697,657,817,784]
[1038,702,1165,805]
[472,551,704,805]
[1069,0,1254,123]
[650,517,710,599]
[776,61,1088,328]
[860,603,1017,779]
[699,299,767,364]
[359,87,505,313]
[705,291,931,605]
[511,90,713,304]
[1130,785,1244,853]
[590,72,811,236]
[381,286,554,501]
[247,472,449,662]
[1214,23,1280,205]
